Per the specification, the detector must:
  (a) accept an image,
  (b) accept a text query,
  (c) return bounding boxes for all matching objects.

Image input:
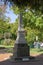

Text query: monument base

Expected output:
[12,43,30,61]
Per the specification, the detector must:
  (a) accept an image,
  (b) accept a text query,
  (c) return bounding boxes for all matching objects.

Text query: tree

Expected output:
[1,0,43,44]
[10,20,18,40]
[3,0,43,13]
[11,9,43,42]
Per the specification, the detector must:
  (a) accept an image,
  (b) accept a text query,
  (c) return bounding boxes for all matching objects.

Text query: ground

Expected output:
[0,49,43,65]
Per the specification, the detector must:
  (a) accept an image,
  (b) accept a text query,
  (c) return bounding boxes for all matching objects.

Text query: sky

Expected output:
[0,1,18,23]
[5,5,18,23]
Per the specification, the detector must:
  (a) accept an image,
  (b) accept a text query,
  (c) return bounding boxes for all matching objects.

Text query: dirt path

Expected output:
[0,50,43,65]
[0,52,39,62]
[0,53,43,65]
[0,53,13,62]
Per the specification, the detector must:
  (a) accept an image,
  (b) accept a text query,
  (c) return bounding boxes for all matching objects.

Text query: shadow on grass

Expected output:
[37,49,43,52]
[0,53,43,65]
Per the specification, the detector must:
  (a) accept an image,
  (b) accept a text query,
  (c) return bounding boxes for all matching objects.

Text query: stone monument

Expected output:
[13,12,30,61]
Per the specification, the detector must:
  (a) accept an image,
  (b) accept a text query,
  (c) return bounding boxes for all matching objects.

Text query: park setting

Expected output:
[0,0,43,65]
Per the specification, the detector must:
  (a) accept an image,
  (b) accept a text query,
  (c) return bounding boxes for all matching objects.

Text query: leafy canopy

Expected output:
[1,0,43,13]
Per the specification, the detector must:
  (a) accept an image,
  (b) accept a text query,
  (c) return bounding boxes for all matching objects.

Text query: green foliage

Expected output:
[23,11,36,28]
[35,15,43,29]
[10,0,43,12]
[23,10,43,42]
[25,27,40,43]
[0,1,43,46]
[2,39,14,46]
[10,21,18,39]
[0,19,10,33]
[0,17,18,46]
[11,7,43,44]
[11,6,20,14]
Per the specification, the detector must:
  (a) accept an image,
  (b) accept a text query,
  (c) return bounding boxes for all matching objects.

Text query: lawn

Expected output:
[30,48,43,56]
[0,45,14,53]
[0,45,43,56]
[0,45,14,48]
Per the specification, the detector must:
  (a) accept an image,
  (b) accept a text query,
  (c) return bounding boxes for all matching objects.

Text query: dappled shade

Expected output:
[0,0,43,13]
[11,0,43,12]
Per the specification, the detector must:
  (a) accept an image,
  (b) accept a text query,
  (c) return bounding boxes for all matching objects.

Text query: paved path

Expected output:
[0,53,43,65]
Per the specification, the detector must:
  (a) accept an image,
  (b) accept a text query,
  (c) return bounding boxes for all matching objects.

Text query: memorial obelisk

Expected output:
[13,12,30,61]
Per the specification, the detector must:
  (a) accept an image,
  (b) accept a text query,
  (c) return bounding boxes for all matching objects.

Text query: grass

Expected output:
[30,48,43,56]
[0,45,43,55]
[0,45,14,53]
[0,45,14,48]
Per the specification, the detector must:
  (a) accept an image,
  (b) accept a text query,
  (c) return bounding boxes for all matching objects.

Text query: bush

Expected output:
[1,39,15,46]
